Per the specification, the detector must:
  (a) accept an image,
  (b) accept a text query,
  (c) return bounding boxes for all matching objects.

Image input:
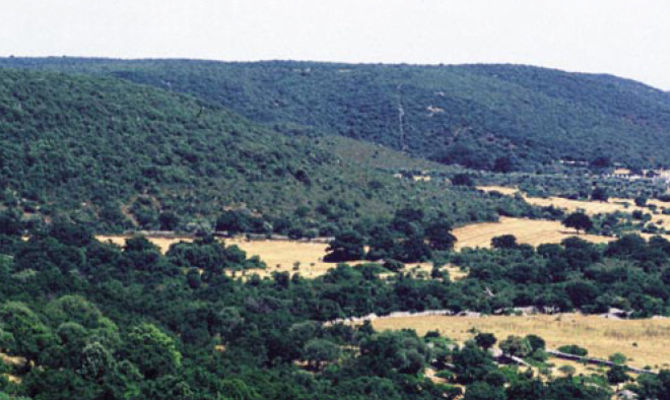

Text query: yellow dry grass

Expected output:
[527,196,648,216]
[95,235,336,278]
[371,313,670,370]
[478,185,521,196]
[95,235,469,279]
[452,217,613,250]
[226,238,336,279]
[478,186,670,234]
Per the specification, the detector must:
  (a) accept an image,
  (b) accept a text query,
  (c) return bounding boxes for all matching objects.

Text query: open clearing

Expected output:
[227,239,334,278]
[479,185,670,222]
[95,235,467,279]
[372,313,670,370]
[96,235,334,278]
[452,217,613,249]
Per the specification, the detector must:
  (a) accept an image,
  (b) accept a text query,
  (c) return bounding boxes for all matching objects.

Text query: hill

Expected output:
[3,57,670,170]
[0,67,525,232]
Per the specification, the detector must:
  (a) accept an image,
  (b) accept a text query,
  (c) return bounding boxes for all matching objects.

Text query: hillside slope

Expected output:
[3,58,670,170]
[0,68,524,231]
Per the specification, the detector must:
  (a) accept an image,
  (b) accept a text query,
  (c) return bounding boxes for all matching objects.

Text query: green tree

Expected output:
[591,187,608,202]
[464,382,504,400]
[302,338,340,370]
[562,212,593,233]
[499,335,532,358]
[606,365,630,385]
[0,301,54,365]
[125,323,182,379]
[425,221,457,251]
[474,333,497,350]
[324,230,365,262]
[491,234,517,249]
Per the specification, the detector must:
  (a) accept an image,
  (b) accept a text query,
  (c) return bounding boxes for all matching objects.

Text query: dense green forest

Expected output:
[3,59,670,399]
[3,57,670,170]
[0,67,537,231]
[1,220,670,399]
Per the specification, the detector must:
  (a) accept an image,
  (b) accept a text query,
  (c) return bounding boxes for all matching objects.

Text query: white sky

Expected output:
[2,0,669,89]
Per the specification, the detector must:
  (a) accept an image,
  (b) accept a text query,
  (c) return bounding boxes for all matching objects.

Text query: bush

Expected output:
[557,344,588,356]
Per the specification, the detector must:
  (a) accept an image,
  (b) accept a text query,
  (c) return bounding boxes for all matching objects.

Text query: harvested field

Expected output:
[452,217,613,250]
[372,313,670,371]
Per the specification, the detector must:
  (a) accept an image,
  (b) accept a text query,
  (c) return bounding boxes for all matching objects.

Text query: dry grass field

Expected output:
[372,313,670,370]
[96,235,336,278]
[479,186,670,241]
[95,235,463,279]
[227,238,335,278]
[452,217,613,250]
[478,186,670,219]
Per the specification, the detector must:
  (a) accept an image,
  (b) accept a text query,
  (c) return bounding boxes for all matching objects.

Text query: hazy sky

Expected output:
[3,0,670,89]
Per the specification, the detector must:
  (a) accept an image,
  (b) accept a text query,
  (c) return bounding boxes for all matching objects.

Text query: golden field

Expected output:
[478,186,670,220]
[95,235,467,279]
[452,217,613,250]
[96,235,335,278]
[372,313,670,370]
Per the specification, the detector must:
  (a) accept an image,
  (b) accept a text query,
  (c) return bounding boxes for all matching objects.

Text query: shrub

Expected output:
[557,344,588,356]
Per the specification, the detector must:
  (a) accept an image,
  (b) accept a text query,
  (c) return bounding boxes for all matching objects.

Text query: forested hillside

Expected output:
[0,68,530,231]
[3,58,670,170]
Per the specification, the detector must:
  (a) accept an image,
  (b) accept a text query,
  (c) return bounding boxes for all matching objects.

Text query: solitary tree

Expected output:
[562,212,593,233]
[474,333,497,350]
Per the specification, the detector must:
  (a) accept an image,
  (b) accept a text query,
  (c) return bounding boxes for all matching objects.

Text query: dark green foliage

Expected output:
[425,221,457,251]
[464,382,505,400]
[451,173,474,186]
[557,344,588,356]
[474,333,496,350]
[0,67,536,235]
[562,212,593,233]
[491,234,517,249]
[606,365,630,385]
[634,196,648,207]
[591,187,609,202]
[324,230,365,262]
[0,226,662,399]
[5,58,670,170]
[525,334,546,352]
[499,335,532,357]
